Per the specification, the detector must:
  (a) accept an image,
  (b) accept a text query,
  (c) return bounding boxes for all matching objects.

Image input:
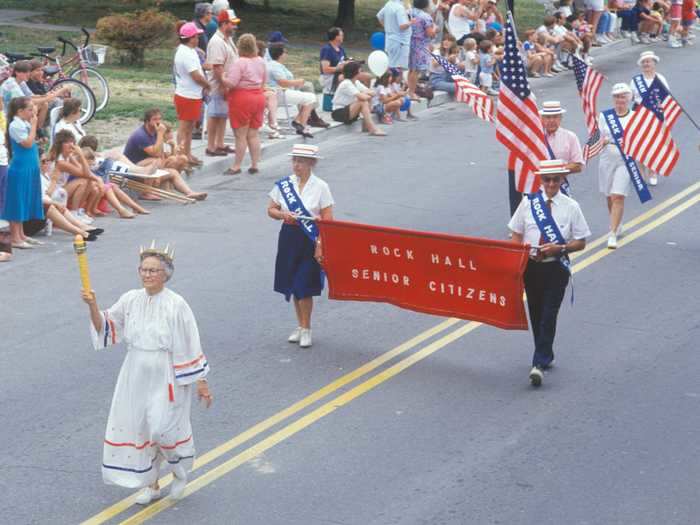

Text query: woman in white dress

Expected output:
[81,245,213,505]
[598,83,634,250]
[629,50,669,187]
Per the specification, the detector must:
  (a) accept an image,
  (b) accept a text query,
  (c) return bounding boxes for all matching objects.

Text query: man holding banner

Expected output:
[598,83,649,250]
[509,159,591,387]
[267,144,334,349]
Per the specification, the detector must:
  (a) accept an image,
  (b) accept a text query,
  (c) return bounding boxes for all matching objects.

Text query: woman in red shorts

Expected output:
[224,33,266,175]
[173,22,211,166]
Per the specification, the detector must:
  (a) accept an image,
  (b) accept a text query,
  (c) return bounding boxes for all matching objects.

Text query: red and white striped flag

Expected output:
[496,12,548,193]
[455,75,495,123]
[429,50,495,124]
[572,55,605,160]
[622,105,680,177]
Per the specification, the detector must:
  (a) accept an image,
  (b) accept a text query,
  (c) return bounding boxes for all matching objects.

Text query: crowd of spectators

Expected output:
[0,0,696,263]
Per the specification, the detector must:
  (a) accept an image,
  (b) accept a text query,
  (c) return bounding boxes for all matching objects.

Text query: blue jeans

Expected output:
[618,9,637,32]
[524,260,570,368]
[596,11,612,34]
[429,71,455,95]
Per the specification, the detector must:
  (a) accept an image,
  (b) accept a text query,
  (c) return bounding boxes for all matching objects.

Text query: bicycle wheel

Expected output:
[54,78,96,125]
[70,67,109,112]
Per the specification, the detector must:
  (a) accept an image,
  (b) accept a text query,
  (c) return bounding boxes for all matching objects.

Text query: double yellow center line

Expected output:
[83,180,700,525]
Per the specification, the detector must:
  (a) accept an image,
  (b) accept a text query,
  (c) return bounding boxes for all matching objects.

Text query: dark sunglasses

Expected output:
[541,176,561,183]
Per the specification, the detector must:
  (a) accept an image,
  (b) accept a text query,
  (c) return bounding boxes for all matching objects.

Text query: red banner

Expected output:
[318,220,530,330]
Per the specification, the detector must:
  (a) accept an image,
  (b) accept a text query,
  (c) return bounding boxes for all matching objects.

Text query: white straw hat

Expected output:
[288,144,323,159]
[539,101,567,115]
[637,50,660,66]
[534,159,570,176]
[611,82,632,96]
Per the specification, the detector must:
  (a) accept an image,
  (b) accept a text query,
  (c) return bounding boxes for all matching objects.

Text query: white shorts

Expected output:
[588,0,605,11]
[386,39,410,69]
[599,155,632,197]
[479,72,493,88]
[278,89,317,108]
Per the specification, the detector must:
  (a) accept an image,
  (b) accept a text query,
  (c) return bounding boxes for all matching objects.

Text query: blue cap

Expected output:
[268,31,288,44]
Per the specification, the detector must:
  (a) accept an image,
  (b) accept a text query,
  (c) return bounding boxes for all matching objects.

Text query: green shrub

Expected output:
[96,9,176,66]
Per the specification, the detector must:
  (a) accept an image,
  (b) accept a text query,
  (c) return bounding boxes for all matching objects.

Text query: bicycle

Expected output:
[34,28,110,113]
[0,50,96,125]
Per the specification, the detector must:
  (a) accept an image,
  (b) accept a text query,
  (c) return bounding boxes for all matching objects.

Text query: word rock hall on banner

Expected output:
[317,220,531,330]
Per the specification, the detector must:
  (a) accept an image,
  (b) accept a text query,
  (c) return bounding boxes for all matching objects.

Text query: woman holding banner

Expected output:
[598,83,635,250]
[267,144,335,349]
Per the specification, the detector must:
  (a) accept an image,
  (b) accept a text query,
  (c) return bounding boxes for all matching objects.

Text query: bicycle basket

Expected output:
[80,44,107,66]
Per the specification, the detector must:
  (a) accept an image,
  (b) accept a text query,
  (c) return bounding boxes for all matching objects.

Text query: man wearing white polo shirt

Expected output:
[509,159,591,387]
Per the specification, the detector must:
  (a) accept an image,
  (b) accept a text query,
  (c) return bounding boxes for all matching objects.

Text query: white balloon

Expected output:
[367,50,389,77]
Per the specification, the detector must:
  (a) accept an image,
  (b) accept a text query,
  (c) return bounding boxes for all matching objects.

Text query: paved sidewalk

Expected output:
[0,9,91,32]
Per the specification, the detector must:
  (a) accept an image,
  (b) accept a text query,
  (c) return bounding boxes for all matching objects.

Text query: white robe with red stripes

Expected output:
[90,287,209,488]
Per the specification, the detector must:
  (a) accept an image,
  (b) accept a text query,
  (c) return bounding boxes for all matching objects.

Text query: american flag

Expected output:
[622,103,680,177]
[496,12,548,193]
[571,55,605,159]
[638,77,681,130]
[430,51,494,123]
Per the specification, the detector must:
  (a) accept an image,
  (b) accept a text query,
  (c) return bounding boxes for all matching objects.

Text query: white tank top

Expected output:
[448,4,471,40]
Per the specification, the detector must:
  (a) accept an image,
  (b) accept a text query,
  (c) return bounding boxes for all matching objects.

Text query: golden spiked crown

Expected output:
[139,240,175,264]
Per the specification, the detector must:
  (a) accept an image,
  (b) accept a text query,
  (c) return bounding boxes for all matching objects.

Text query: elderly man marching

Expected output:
[540,101,585,196]
[509,160,591,387]
[629,51,670,187]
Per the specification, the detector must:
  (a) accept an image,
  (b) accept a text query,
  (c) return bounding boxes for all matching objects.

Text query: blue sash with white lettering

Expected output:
[633,74,668,121]
[528,191,573,303]
[543,136,571,197]
[275,176,319,242]
[602,109,652,204]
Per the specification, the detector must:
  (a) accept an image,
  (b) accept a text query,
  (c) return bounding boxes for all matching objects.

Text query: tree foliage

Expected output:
[96,8,177,66]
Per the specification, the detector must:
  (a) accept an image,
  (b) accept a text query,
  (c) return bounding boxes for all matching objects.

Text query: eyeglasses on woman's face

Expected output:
[138,267,164,276]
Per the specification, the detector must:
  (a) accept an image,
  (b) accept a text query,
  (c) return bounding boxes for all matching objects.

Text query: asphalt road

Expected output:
[1,42,699,525]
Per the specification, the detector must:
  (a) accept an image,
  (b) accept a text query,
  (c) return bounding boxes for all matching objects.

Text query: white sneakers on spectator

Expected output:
[669,35,682,48]
[607,233,618,249]
[630,32,641,44]
[135,486,161,505]
[76,209,94,225]
[288,327,312,347]
[639,33,651,44]
[299,329,312,348]
[288,327,302,343]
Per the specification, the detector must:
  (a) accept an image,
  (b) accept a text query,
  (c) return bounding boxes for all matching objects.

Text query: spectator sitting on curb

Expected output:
[389,68,417,120]
[123,108,207,201]
[319,26,348,102]
[53,98,85,143]
[536,16,567,71]
[39,152,103,242]
[372,71,403,125]
[78,135,159,182]
[522,29,555,77]
[1,60,67,132]
[428,34,459,95]
[331,61,387,136]
[26,60,67,114]
[257,40,283,140]
[268,46,327,138]
[205,8,239,157]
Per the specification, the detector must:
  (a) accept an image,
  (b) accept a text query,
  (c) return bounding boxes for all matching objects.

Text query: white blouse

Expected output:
[268,173,335,217]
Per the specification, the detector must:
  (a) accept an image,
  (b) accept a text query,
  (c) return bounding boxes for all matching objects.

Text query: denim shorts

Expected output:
[208,92,228,118]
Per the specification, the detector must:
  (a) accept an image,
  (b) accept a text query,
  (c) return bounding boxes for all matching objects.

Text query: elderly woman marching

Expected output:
[267,144,334,348]
[81,244,213,505]
[629,50,670,187]
[598,83,636,250]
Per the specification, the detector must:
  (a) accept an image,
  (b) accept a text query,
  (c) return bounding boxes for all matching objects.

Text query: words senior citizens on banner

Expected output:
[317,220,531,330]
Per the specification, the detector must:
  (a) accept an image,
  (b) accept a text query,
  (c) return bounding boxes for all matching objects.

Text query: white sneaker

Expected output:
[299,328,312,348]
[649,175,658,186]
[639,33,651,44]
[529,366,543,387]
[170,466,187,501]
[607,234,618,249]
[669,37,682,48]
[76,209,94,225]
[135,487,162,505]
[288,327,302,343]
[616,224,624,238]
[630,32,641,44]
